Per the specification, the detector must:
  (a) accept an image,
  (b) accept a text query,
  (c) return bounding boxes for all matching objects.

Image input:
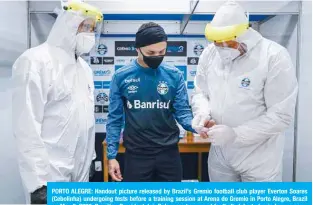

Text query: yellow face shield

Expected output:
[63,1,103,22]
[63,1,103,46]
[204,23,249,43]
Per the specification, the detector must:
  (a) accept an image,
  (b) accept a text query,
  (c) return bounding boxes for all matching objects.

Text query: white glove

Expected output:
[208,125,237,146]
[192,115,211,134]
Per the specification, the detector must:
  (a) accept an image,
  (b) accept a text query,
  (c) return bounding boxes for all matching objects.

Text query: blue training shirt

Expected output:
[106,60,196,159]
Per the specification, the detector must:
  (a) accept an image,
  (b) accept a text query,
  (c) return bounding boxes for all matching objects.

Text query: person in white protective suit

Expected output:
[12,1,102,203]
[191,0,298,182]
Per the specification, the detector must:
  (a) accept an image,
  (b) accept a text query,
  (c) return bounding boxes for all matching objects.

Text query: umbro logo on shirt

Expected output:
[127,85,138,94]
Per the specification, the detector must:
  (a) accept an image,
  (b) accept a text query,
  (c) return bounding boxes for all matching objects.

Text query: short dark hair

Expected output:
[137,22,161,32]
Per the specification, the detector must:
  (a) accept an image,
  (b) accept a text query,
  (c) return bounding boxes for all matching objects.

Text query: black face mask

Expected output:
[140,49,164,69]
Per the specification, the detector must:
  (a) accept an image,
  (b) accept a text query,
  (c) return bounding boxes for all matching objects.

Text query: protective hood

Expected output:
[211,0,248,27]
[209,0,263,52]
[46,10,85,55]
[205,0,249,43]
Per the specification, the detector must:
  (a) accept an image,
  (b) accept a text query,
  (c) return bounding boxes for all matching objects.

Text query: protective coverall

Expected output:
[192,0,298,181]
[12,2,102,201]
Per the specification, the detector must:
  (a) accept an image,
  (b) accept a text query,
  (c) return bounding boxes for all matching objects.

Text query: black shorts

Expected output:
[123,146,182,182]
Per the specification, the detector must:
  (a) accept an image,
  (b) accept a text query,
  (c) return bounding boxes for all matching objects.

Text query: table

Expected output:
[102,136,210,182]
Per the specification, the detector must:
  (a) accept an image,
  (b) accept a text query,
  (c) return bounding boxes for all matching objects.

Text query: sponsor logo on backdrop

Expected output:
[187,57,199,65]
[103,57,114,64]
[93,69,111,76]
[103,105,109,113]
[95,118,107,124]
[90,56,103,65]
[125,78,140,84]
[94,81,111,89]
[117,47,133,51]
[116,59,126,64]
[96,92,109,104]
[94,81,103,89]
[127,100,170,109]
[103,81,111,89]
[193,44,204,56]
[95,105,103,113]
[127,85,138,94]
[97,44,108,55]
[94,105,108,113]
[165,60,175,64]
[115,41,186,56]
[157,81,169,95]
[189,70,196,77]
[168,46,184,53]
[166,41,187,57]
[176,59,187,63]
[115,41,137,56]
[187,81,194,89]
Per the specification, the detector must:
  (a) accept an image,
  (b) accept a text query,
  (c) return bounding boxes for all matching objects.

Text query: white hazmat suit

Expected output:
[192,1,298,181]
[12,4,98,197]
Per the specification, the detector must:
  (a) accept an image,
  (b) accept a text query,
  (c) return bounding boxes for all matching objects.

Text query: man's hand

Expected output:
[204,120,216,129]
[198,120,216,139]
[192,115,212,138]
[208,125,236,146]
[108,159,123,181]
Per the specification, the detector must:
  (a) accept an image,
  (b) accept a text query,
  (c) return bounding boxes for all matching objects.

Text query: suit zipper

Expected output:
[220,64,232,124]
[77,64,88,138]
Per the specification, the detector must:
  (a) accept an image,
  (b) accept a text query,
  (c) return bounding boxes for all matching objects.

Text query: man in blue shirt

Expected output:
[106,22,196,182]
